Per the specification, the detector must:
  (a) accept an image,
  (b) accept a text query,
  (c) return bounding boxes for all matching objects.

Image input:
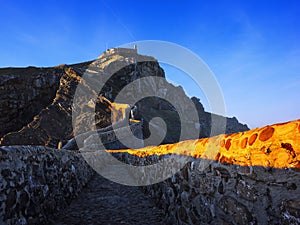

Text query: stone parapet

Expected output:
[0,146,94,225]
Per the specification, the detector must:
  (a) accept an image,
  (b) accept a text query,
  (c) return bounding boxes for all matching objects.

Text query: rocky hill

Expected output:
[1,48,299,225]
[0,48,248,148]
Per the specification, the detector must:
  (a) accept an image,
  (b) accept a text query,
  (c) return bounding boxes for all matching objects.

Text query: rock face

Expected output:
[0,146,94,225]
[105,119,300,224]
[0,66,64,138]
[191,97,249,138]
[0,47,248,148]
[0,66,113,148]
[0,49,164,147]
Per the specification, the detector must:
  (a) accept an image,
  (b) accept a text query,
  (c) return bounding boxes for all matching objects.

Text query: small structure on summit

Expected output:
[100,47,138,58]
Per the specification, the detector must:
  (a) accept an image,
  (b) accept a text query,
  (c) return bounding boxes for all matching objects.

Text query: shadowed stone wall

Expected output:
[84,120,144,150]
[62,120,144,150]
[111,152,300,225]
[0,146,94,225]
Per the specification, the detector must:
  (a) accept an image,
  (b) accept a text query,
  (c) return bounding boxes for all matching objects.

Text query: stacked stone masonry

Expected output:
[110,152,300,225]
[106,119,300,224]
[0,146,94,225]
[62,120,144,150]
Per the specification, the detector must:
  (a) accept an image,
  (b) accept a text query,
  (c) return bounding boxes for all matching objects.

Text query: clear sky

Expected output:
[1,0,299,128]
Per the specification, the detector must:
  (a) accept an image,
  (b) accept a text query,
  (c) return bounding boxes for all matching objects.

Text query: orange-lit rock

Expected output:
[109,119,300,168]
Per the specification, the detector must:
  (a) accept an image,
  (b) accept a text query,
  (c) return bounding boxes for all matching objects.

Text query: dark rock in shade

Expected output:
[5,189,17,219]
[178,206,188,222]
[19,190,29,210]
[218,196,254,224]
[0,66,113,147]
[0,66,64,138]
[191,96,205,113]
[236,179,258,202]
[280,199,300,224]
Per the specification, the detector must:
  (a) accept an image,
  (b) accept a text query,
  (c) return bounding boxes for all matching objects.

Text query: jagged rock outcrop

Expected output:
[0,49,164,147]
[0,66,113,148]
[0,47,248,148]
[191,97,249,137]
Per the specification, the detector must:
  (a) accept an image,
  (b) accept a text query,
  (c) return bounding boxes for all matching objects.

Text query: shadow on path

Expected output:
[53,173,164,225]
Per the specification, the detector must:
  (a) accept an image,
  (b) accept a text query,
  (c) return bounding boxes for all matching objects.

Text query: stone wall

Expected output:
[84,120,144,150]
[111,152,300,225]
[62,120,144,150]
[0,146,94,225]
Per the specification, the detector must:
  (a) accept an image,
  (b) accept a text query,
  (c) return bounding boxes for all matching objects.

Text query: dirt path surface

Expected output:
[53,172,165,225]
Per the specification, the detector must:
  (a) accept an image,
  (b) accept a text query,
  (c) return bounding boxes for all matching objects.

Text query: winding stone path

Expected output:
[53,172,165,225]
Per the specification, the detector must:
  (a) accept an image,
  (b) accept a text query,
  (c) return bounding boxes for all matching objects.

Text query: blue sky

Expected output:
[1,0,299,128]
